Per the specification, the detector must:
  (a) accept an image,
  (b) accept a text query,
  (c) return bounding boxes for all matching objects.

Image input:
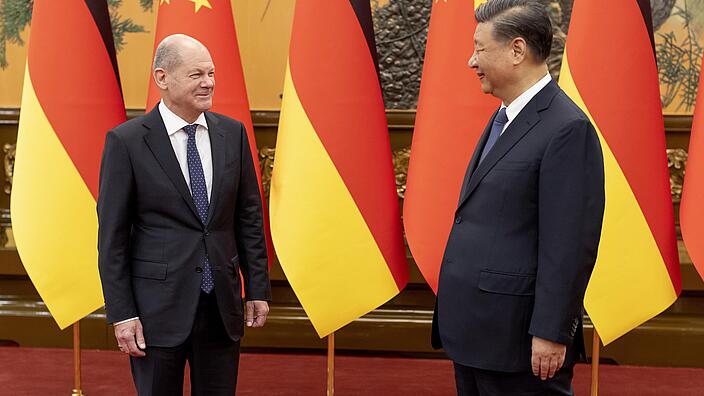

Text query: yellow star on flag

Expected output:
[160,0,170,4]
[189,0,212,13]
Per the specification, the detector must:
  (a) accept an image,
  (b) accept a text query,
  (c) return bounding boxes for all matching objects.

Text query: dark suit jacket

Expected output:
[432,81,605,372]
[97,106,271,348]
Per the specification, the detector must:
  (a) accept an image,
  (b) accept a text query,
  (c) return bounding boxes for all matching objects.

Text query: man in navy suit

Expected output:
[98,35,271,395]
[432,1,605,394]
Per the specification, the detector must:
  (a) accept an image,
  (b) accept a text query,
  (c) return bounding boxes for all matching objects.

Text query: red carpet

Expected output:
[1,347,703,395]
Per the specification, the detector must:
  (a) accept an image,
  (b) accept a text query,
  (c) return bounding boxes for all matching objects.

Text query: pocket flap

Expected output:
[478,270,535,296]
[132,260,167,280]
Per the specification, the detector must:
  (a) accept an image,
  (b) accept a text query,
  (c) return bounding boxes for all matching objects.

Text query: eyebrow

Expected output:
[188,67,215,74]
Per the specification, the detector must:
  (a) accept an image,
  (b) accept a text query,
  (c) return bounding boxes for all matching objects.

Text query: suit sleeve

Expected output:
[235,123,272,301]
[529,118,605,345]
[97,130,137,324]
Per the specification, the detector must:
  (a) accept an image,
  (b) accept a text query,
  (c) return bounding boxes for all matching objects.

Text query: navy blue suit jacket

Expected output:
[432,81,605,372]
[97,106,271,347]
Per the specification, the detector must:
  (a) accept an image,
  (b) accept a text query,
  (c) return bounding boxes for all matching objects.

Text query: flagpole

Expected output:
[327,332,335,396]
[71,321,85,396]
[590,329,600,396]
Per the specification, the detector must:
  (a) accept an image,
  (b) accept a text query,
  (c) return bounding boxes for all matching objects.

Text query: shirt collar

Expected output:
[502,72,552,122]
[158,100,208,136]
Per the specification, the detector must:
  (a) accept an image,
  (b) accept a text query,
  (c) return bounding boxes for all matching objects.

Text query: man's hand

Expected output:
[114,319,146,357]
[246,300,269,328]
[531,336,566,380]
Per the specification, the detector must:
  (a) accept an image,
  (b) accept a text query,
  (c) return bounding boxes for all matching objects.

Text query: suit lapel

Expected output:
[456,81,560,211]
[142,106,201,222]
[205,112,225,226]
[458,109,497,203]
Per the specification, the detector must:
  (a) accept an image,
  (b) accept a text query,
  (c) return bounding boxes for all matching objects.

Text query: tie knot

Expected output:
[495,108,508,124]
[183,124,198,137]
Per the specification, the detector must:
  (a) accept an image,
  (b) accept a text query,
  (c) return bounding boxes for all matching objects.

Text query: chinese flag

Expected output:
[681,52,704,280]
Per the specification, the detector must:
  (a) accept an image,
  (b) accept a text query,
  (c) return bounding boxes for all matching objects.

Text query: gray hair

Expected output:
[152,40,182,71]
[475,0,553,62]
[152,34,205,71]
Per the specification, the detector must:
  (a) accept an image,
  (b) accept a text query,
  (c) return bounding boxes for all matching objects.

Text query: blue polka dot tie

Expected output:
[184,124,214,294]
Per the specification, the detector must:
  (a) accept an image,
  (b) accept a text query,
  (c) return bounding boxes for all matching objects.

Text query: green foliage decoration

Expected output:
[0,0,150,69]
[657,0,703,112]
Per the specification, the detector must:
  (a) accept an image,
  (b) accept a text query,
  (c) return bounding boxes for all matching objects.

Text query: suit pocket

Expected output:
[131,259,167,280]
[478,270,535,296]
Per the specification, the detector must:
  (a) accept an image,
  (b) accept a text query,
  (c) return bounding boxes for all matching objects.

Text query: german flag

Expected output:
[270,0,408,337]
[560,0,680,344]
[404,0,498,293]
[146,0,274,266]
[11,0,126,328]
[681,52,704,280]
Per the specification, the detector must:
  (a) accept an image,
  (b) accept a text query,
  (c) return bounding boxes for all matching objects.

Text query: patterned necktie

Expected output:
[478,107,509,164]
[184,124,214,294]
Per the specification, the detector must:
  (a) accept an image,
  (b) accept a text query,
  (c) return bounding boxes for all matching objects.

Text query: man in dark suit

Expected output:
[98,34,271,395]
[432,1,605,394]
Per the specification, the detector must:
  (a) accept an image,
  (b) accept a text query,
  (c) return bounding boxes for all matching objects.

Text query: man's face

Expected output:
[160,44,215,119]
[468,22,515,97]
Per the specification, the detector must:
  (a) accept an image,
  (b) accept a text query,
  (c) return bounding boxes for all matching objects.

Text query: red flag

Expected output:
[681,53,704,280]
[404,0,498,292]
[147,0,273,265]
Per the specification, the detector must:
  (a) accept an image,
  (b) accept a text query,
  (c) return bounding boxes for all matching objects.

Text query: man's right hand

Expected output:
[114,318,147,357]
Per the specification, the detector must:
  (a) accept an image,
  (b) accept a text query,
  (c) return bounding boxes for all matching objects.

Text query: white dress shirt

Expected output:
[113,101,213,327]
[159,100,213,200]
[500,72,552,135]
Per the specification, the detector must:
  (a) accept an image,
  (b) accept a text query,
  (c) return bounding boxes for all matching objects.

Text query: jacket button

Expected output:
[195,267,203,273]
[455,215,462,224]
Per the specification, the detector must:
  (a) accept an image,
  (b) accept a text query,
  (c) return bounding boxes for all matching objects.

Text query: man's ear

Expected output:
[154,68,168,90]
[510,37,528,65]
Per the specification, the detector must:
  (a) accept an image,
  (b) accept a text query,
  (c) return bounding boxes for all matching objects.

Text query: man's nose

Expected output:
[468,52,478,68]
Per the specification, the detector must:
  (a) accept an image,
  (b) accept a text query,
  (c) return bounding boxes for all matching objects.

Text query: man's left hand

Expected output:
[531,336,566,380]
[246,300,269,328]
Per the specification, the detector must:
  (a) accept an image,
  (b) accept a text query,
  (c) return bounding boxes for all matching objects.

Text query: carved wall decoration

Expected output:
[0,208,10,248]
[259,146,276,201]
[392,147,410,199]
[372,0,431,109]
[3,143,15,195]
[668,147,687,203]
[370,0,571,107]
[546,1,567,81]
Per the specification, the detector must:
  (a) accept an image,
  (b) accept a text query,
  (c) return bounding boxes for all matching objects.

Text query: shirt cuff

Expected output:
[113,317,139,326]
